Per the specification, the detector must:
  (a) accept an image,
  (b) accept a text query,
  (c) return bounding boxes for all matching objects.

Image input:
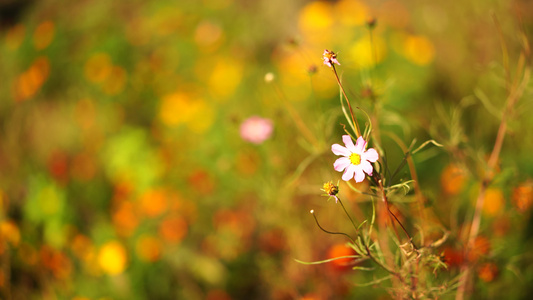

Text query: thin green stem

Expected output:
[378,178,419,252]
[336,197,399,277]
[337,197,359,235]
[332,65,361,137]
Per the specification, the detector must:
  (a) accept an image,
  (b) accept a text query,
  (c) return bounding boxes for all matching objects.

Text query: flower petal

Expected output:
[332,143,351,156]
[363,148,379,162]
[334,157,351,172]
[342,164,356,181]
[342,135,356,152]
[361,160,373,176]
[354,165,366,182]
[354,136,367,154]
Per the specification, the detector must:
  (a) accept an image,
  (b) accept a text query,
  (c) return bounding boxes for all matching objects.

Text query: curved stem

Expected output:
[311,211,356,245]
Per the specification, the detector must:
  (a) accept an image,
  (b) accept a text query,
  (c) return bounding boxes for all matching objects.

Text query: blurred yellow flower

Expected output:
[403,35,435,65]
[276,50,313,102]
[334,0,368,27]
[159,92,193,126]
[38,184,62,216]
[311,74,337,98]
[349,35,387,68]
[482,188,504,216]
[298,1,334,44]
[5,24,25,51]
[33,20,55,50]
[208,59,243,100]
[97,241,127,275]
[159,93,214,133]
[186,99,215,133]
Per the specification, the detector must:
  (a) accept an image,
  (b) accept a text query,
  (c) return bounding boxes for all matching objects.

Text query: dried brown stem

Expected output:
[455,22,530,300]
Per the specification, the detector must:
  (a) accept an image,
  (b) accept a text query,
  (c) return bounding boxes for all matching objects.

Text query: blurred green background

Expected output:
[1,0,532,299]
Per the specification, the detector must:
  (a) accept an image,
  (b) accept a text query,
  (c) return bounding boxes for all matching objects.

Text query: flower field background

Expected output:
[1,0,532,299]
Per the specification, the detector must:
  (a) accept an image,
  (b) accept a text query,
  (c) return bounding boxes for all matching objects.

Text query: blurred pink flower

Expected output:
[323,49,340,68]
[240,116,273,144]
[332,135,378,182]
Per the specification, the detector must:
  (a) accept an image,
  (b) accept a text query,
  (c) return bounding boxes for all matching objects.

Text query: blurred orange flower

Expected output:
[33,21,55,50]
[512,181,533,212]
[71,151,97,182]
[139,188,168,218]
[259,228,286,254]
[327,243,356,271]
[40,245,72,279]
[206,289,231,300]
[102,66,127,95]
[16,243,37,267]
[188,170,215,195]
[0,220,20,249]
[47,151,69,184]
[478,262,499,282]
[159,215,188,244]
[112,200,139,237]
[13,56,50,101]
[84,53,112,83]
[136,235,162,262]
[70,234,94,261]
[441,163,467,195]
[194,20,224,52]
[468,236,490,262]
[441,246,464,268]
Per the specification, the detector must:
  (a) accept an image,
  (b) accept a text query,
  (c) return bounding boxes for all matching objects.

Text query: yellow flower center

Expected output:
[323,181,339,196]
[349,153,361,165]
